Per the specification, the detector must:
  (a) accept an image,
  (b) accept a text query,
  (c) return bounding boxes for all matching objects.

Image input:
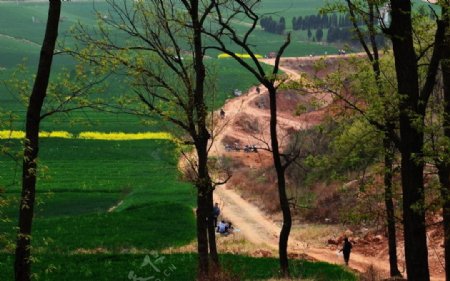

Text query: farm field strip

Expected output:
[0,130,173,140]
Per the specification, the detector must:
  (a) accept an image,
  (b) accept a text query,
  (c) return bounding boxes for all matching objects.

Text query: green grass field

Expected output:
[0,0,336,134]
[0,0,336,67]
[0,58,266,133]
[0,253,357,281]
[0,137,355,281]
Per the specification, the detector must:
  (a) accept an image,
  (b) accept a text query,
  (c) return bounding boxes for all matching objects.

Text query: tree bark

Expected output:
[195,185,209,277]
[389,1,430,280]
[194,143,210,277]
[268,85,292,278]
[439,15,450,279]
[190,0,217,276]
[207,191,219,266]
[383,136,402,277]
[14,1,61,281]
[438,162,450,281]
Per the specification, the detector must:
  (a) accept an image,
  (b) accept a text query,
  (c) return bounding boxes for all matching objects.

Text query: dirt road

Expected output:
[210,56,445,281]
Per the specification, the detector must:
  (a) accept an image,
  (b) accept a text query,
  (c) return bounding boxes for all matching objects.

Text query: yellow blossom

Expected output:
[0,130,172,141]
[77,131,173,140]
[218,53,263,59]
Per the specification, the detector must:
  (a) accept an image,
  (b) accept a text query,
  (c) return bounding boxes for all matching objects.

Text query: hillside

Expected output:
[204,54,447,281]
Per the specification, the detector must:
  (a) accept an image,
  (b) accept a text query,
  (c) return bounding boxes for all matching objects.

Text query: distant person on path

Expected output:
[256,86,260,94]
[220,108,225,119]
[212,203,220,227]
[339,237,353,265]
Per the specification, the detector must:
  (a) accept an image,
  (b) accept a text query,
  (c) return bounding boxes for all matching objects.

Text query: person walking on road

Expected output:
[339,237,353,265]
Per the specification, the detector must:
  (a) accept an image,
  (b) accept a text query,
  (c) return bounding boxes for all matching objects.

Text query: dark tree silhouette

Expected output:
[386,1,446,279]
[201,2,305,277]
[14,1,61,281]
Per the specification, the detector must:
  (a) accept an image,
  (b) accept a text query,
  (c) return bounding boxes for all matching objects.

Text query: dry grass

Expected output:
[229,167,280,214]
[233,112,261,134]
[162,234,277,257]
[358,265,383,281]
[290,224,346,247]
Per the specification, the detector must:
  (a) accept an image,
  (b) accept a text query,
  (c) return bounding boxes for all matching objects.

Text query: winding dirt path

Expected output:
[209,56,332,156]
[215,185,389,275]
[210,56,445,281]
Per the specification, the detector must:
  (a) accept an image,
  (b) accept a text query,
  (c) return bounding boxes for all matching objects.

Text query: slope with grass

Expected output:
[0,138,197,279]
[0,135,356,280]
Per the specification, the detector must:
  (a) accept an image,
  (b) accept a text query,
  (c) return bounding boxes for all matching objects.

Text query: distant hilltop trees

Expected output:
[260,12,386,46]
[259,13,360,42]
[260,16,286,34]
[293,13,359,43]
[258,9,435,46]
[292,13,353,31]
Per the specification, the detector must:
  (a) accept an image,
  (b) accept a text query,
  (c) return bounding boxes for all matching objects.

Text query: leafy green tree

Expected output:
[433,4,450,279]
[315,28,323,42]
[342,1,402,276]
[387,1,446,279]
[320,1,448,278]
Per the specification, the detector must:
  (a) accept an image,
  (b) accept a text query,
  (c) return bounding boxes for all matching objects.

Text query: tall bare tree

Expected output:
[202,1,300,277]
[14,1,61,281]
[386,1,446,279]
[70,0,223,276]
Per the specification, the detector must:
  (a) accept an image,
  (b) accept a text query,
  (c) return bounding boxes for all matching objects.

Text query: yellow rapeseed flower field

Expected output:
[0,130,72,139]
[218,53,263,59]
[39,131,73,138]
[77,131,173,140]
[0,130,25,139]
[0,130,173,141]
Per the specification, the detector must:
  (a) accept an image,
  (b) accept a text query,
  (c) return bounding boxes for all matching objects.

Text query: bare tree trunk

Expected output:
[438,163,450,281]
[195,144,210,277]
[383,136,402,277]
[207,191,219,266]
[195,186,209,277]
[190,0,217,276]
[389,1,430,279]
[195,143,216,277]
[268,85,292,278]
[14,1,61,281]
[439,16,450,279]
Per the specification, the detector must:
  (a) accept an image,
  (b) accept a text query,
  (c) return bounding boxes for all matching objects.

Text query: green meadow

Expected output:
[0,137,355,281]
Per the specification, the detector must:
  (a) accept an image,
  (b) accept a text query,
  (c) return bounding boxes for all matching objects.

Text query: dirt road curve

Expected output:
[211,56,444,281]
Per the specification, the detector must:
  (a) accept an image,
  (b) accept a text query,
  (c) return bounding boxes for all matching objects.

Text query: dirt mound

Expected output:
[233,112,261,134]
